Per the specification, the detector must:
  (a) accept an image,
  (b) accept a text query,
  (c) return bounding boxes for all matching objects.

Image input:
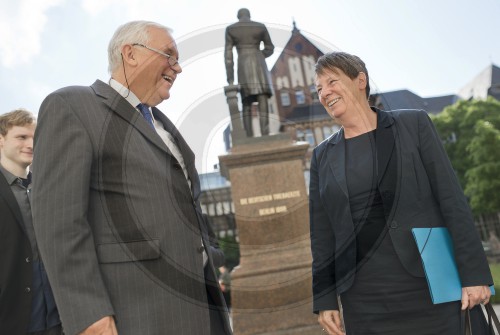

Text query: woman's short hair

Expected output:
[315,51,370,98]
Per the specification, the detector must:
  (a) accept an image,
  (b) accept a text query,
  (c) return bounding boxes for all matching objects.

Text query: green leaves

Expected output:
[432,97,500,215]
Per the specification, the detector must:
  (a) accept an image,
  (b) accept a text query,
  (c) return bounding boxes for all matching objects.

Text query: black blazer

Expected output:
[309,108,493,312]
[0,172,33,334]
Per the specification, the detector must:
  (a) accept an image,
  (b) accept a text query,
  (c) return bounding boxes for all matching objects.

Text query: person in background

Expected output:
[309,51,492,334]
[32,21,232,335]
[0,109,62,335]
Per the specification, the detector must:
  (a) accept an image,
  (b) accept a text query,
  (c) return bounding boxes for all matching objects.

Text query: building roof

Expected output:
[284,103,330,123]
[422,95,460,114]
[199,171,230,192]
[459,64,500,100]
[375,89,459,115]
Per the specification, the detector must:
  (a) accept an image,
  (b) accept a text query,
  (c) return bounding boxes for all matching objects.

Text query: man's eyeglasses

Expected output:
[132,43,178,67]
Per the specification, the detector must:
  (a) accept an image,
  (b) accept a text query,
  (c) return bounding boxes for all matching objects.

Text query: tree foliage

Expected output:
[218,235,240,270]
[431,97,500,215]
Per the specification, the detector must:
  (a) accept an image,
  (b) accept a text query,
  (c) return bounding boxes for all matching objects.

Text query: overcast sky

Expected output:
[1,0,499,172]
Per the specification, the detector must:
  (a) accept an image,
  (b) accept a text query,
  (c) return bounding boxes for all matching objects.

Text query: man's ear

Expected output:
[121,44,137,65]
[357,72,367,91]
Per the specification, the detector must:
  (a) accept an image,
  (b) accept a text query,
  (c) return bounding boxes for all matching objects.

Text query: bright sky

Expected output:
[1,0,499,172]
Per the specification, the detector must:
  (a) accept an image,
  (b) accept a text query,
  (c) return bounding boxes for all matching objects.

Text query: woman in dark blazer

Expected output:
[309,51,493,335]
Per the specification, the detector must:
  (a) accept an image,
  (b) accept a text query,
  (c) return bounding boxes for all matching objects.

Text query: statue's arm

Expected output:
[224,29,235,84]
[261,27,274,58]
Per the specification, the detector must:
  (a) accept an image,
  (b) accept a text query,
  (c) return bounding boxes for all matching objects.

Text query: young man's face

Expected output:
[0,124,36,170]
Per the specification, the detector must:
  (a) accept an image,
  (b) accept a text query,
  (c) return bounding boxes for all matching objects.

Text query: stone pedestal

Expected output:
[219,135,320,335]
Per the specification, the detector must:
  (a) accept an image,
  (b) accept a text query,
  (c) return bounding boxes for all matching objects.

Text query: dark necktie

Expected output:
[137,103,155,129]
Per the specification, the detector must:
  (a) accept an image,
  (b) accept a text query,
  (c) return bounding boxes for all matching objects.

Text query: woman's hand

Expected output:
[319,310,345,335]
[461,286,491,310]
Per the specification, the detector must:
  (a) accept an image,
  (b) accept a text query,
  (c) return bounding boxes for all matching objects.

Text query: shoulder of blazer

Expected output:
[48,83,96,99]
[386,108,428,123]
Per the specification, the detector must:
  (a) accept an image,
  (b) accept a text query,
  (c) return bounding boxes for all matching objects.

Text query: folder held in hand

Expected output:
[412,227,494,304]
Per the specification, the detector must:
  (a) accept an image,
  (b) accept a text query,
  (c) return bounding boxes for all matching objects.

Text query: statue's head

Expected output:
[237,8,250,20]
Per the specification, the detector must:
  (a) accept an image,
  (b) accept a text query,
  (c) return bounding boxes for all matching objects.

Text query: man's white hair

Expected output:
[107,20,172,74]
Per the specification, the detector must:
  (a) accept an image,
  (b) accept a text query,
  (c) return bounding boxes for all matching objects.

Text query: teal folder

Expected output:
[412,227,495,304]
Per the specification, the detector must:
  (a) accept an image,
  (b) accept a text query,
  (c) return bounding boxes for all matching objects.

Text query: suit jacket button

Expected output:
[197,246,205,254]
[390,221,398,229]
[25,287,31,293]
[25,257,30,263]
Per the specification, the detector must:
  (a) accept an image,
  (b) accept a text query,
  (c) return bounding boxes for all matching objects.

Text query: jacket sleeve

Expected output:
[309,148,339,313]
[224,28,235,84]
[261,26,274,58]
[32,92,115,335]
[416,110,493,287]
[204,214,225,269]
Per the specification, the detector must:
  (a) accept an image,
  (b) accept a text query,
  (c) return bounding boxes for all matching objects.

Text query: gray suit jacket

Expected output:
[32,80,232,335]
[309,108,493,312]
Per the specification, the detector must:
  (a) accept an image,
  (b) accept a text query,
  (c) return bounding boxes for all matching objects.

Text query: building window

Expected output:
[223,201,231,214]
[281,91,291,106]
[288,57,305,87]
[302,55,316,85]
[305,129,315,146]
[201,204,207,214]
[296,129,305,141]
[314,127,323,144]
[310,85,319,101]
[208,203,215,216]
[295,90,306,105]
[216,202,223,216]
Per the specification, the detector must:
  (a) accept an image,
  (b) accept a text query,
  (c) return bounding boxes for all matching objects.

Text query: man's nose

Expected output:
[173,63,182,74]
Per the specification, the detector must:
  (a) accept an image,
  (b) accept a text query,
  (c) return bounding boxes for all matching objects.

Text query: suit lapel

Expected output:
[375,108,395,184]
[326,129,349,198]
[90,80,172,156]
[0,172,24,230]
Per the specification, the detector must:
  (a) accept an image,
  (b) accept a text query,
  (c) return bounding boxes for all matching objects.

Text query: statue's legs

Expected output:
[257,95,269,136]
[242,103,253,137]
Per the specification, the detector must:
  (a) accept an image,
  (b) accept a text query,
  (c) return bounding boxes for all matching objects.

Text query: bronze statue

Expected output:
[225,8,274,136]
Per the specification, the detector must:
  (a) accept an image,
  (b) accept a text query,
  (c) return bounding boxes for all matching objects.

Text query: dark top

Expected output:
[0,166,60,332]
[344,130,386,265]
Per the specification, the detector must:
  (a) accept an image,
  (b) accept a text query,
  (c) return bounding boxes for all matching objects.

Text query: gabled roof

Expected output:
[270,23,324,74]
[459,64,500,99]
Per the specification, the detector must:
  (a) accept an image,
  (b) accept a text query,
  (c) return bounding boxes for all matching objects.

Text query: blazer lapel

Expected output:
[327,129,349,198]
[153,108,200,198]
[90,80,172,156]
[375,108,395,184]
[0,172,24,230]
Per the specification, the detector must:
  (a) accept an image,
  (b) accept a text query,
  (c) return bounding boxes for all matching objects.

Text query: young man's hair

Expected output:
[0,109,36,136]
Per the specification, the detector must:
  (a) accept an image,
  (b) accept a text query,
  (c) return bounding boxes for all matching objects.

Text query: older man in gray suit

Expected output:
[32,21,232,335]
